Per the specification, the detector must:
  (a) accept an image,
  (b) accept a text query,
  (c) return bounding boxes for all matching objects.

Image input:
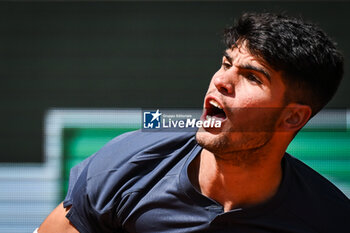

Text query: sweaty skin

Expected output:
[38,202,78,233]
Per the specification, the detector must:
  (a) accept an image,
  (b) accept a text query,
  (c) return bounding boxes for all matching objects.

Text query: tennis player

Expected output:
[37,12,349,232]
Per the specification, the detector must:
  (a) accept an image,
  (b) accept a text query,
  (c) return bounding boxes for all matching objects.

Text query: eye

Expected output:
[222,62,232,70]
[245,73,263,85]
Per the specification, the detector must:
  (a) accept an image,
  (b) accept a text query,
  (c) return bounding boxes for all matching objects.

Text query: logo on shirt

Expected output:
[143,109,162,129]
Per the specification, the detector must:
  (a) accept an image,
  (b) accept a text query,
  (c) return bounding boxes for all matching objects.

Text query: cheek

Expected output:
[271,86,285,104]
[236,84,273,107]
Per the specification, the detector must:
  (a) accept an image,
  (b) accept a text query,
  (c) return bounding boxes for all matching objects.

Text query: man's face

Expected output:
[196,43,287,157]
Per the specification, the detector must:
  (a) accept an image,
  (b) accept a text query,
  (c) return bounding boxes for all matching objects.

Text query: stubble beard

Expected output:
[195,110,281,167]
[196,130,274,166]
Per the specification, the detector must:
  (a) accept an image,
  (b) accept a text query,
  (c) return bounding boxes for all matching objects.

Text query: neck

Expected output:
[189,146,284,212]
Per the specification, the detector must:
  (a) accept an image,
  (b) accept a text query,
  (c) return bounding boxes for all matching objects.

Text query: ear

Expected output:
[278,103,312,132]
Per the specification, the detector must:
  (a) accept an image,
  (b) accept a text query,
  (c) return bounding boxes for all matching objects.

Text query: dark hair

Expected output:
[223,12,344,116]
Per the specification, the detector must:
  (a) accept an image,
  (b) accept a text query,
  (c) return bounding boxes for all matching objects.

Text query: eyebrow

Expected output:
[223,51,271,82]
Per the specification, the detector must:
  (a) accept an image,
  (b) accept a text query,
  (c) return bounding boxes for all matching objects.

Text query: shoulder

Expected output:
[88,130,197,172]
[63,130,197,232]
[106,129,197,152]
[283,153,350,232]
[285,153,348,201]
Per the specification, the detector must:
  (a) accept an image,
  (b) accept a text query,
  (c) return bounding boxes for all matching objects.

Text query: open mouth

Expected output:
[206,99,227,121]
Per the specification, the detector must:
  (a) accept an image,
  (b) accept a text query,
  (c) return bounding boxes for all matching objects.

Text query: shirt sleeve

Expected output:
[60,130,193,233]
[63,153,96,208]
[62,131,139,233]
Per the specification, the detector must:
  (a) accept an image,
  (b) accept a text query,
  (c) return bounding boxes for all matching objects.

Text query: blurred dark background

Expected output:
[0,1,349,162]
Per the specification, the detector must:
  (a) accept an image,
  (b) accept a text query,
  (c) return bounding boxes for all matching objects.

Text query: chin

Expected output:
[195,127,230,153]
[196,127,274,156]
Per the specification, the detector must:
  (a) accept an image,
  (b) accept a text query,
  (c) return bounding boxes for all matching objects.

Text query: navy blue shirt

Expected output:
[63,130,350,233]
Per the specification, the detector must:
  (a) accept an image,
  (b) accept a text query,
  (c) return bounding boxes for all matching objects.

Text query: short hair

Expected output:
[223,12,344,117]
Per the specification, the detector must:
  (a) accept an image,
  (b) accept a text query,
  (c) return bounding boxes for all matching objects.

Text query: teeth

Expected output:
[206,115,212,120]
[209,100,222,109]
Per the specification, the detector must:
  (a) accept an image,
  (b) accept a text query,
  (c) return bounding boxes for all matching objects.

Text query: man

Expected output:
[38,12,349,232]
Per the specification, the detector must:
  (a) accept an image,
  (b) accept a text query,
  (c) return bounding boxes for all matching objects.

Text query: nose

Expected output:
[213,71,235,95]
